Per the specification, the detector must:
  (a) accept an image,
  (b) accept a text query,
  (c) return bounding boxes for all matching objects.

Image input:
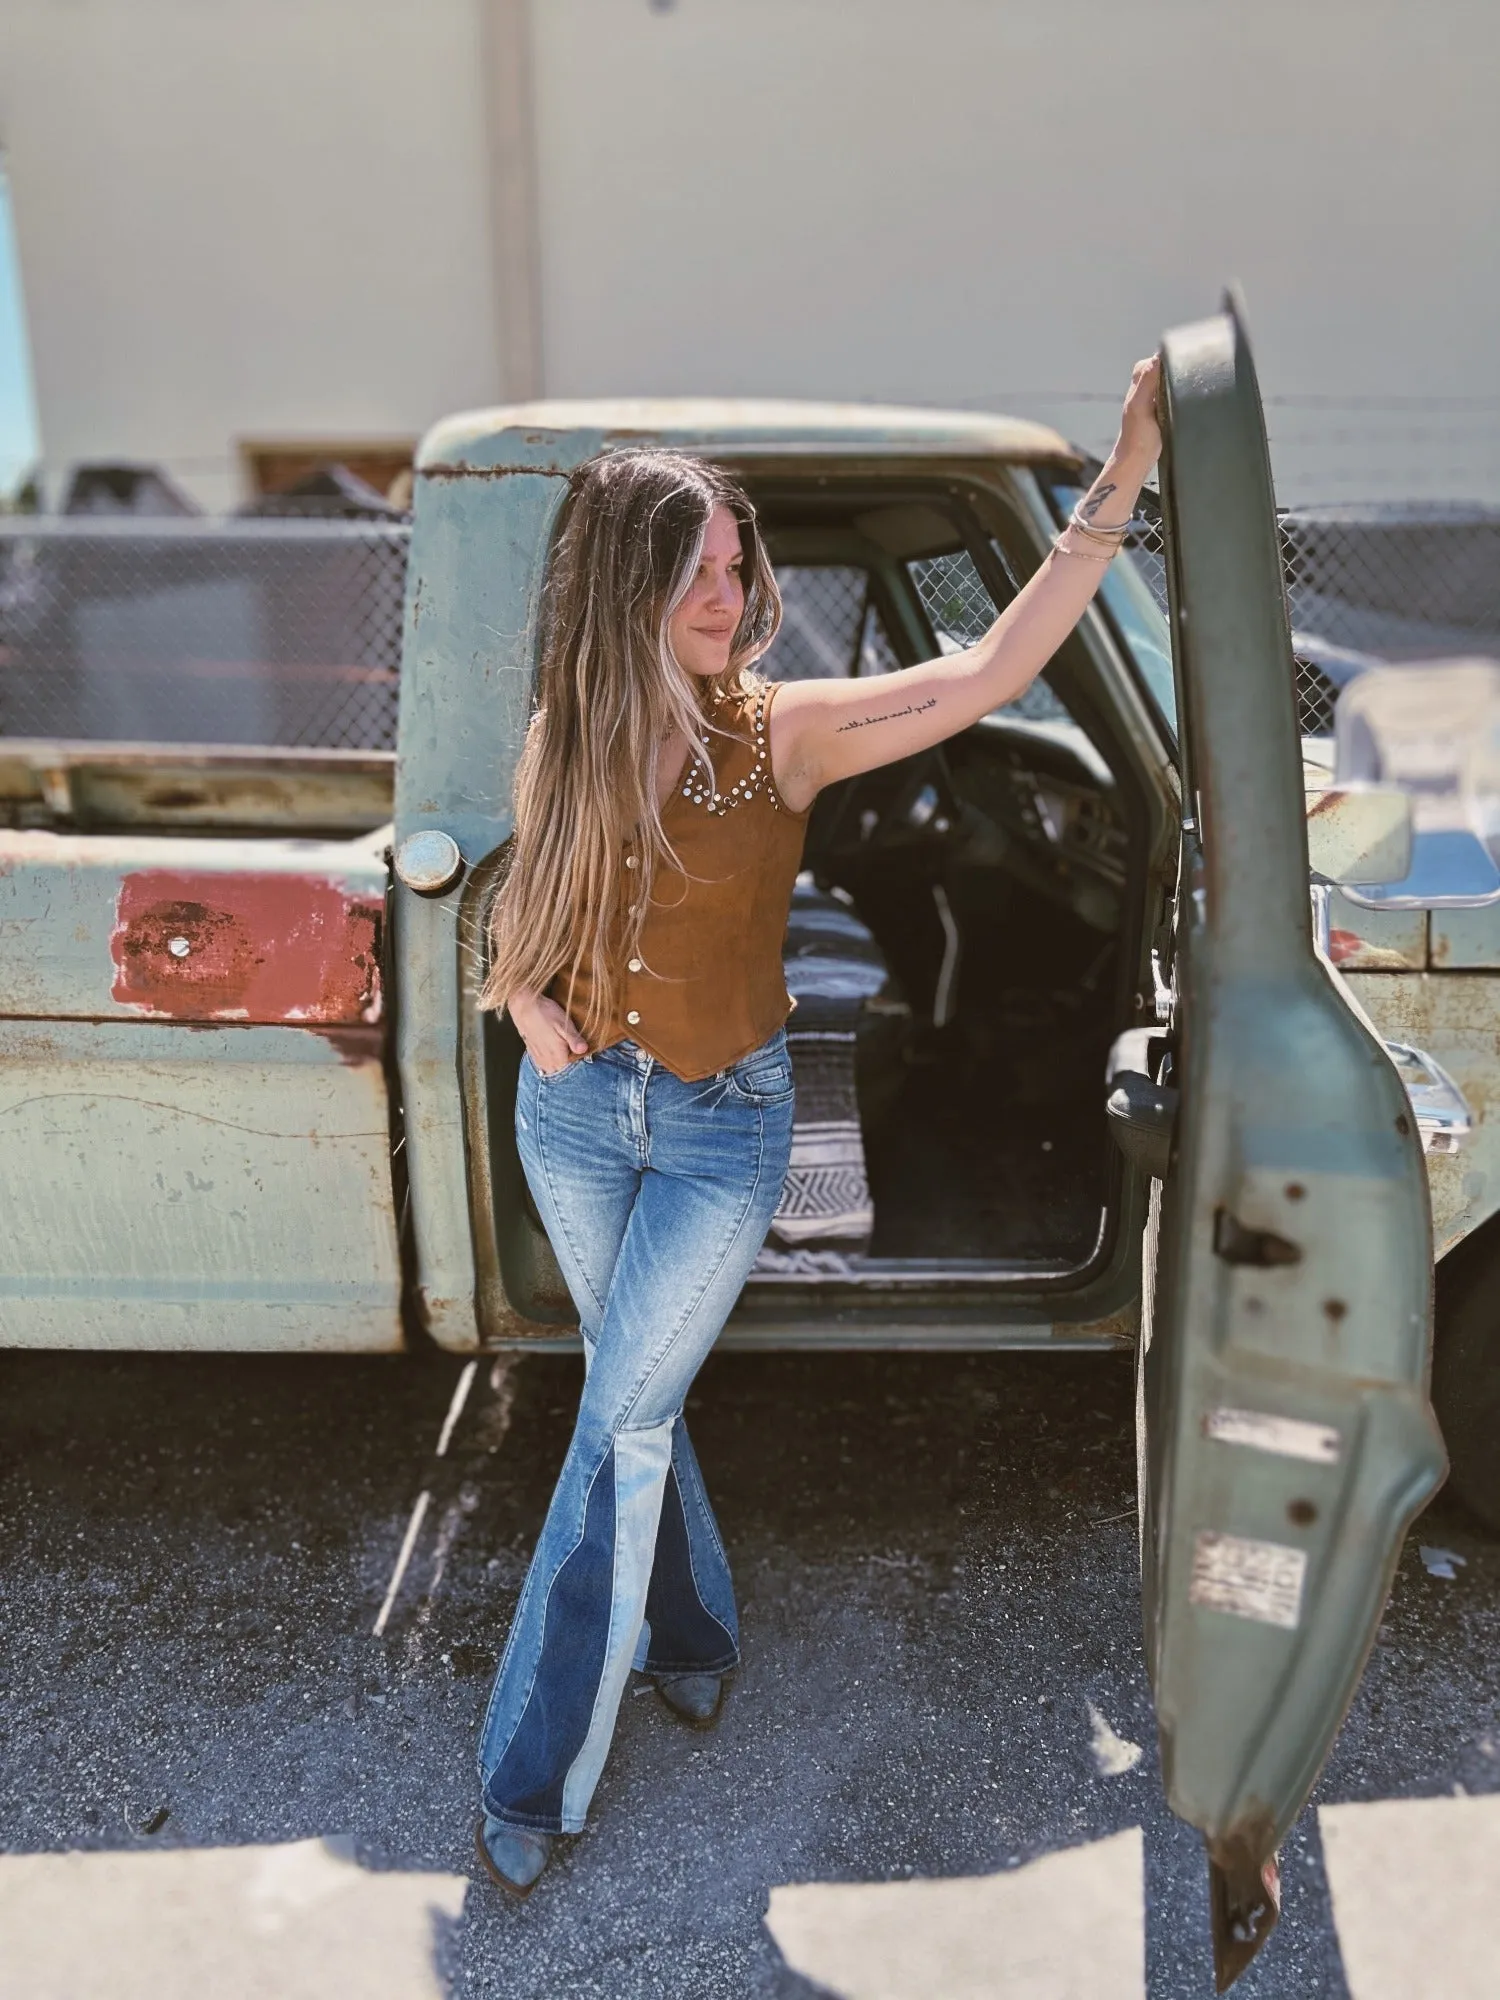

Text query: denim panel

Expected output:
[639,1426,739,1676]
[482,1439,617,1828]
[560,1418,674,1827]
[478,1032,794,1834]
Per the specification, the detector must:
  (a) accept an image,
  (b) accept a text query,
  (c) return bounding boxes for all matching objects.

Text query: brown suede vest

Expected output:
[550,682,810,1081]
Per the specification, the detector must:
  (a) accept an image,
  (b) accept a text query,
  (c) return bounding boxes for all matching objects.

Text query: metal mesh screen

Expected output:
[8,501,1496,751]
[0,519,408,748]
[1114,502,1500,737]
[909,547,1070,723]
[761,565,902,682]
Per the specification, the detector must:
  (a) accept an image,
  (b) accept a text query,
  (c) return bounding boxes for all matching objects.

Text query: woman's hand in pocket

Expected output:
[509,985,589,1076]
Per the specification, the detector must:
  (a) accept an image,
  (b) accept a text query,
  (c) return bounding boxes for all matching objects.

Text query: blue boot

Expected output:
[475,1815,552,1900]
[654,1672,726,1730]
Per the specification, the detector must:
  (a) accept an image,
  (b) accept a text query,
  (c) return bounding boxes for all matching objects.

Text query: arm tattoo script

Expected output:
[833,695,939,735]
[1079,481,1117,523]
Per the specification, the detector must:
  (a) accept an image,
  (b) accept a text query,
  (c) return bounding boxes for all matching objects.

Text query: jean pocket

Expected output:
[524,1050,576,1086]
[726,1047,795,1106]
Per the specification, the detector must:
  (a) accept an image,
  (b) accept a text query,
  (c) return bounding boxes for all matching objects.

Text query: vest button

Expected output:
[628,957,643,973]
[626,1010,641,1025]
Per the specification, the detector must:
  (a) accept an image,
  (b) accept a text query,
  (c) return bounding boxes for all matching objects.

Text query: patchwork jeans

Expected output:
[476,1029,796,1835]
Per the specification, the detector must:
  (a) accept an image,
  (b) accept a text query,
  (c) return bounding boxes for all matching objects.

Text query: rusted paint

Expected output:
[1329,929,1423,971]
[1343,970,1500,1257]
[476,1296,572,1345]
[1063,1300,1139,1344]
[311,1024,387,1066]
[1,741,394,836]
[1206,1814,1282,1991]
[110,871,383,1025]
[1323,892,1427,971]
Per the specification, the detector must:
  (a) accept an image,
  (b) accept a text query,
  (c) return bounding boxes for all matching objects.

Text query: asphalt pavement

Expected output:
[0,1341,1495,1998]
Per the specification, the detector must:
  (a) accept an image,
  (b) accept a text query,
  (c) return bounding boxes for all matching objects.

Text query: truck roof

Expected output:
[417,398,1080,475]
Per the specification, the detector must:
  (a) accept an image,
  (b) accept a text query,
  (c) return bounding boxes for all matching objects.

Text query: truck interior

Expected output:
[724,475,1158,1290]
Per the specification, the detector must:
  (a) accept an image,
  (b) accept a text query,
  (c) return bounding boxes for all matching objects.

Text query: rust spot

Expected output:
[110,870,383,1025]
[141,787,208,811]
[1284,1182,1306,1201]
[1207,1815,1282,1991]
[312,1024,386,1065]
[1287,1498,1318,1527]
[1323,1298,1348,1322]
[1396,1113,1411,1137]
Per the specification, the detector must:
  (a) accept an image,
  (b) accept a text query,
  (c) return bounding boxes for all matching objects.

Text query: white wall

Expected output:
[531,0,1500,500]
[0,0,504,509]
[2,0,1496,508]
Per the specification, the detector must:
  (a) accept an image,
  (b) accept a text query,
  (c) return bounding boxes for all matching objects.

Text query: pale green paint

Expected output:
[1141,306,1442,1979]
[417,398,1076,476]
[1429,903,1500,967]
[393,459,572,1350]
[0,1019,401,1351]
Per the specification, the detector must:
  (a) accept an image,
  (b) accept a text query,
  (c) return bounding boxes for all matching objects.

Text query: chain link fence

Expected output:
[1114,503,1500,735]
[0,518,408,748]
[3,493,1498,750]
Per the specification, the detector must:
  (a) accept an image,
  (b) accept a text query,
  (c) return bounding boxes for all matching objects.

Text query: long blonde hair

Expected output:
[479,448,781,1035]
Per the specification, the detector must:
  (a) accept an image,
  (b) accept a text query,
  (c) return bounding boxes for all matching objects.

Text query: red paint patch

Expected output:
[111,871,383,1024]
[1328,928,1363,965]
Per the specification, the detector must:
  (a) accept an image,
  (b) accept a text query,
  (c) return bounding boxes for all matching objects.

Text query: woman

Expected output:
[474,358,1163,1896]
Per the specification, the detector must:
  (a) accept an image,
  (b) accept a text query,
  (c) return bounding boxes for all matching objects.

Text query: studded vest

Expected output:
[548,681,811,1081]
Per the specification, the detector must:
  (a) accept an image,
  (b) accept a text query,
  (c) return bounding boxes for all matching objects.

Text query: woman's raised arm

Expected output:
[768,357,1163,812]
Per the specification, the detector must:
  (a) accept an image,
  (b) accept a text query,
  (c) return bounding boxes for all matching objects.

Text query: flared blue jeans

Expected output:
[476,1029,795,1835]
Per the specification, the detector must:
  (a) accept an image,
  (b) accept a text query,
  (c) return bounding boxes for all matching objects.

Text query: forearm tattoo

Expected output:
[1079,481,1117,523]
[834,695,939,734]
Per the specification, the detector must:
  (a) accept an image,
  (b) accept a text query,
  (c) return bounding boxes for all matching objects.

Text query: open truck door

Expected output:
[1136,302,1446,1988]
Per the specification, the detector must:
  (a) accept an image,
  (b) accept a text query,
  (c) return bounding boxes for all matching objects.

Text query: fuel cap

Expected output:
[394,829,464,895]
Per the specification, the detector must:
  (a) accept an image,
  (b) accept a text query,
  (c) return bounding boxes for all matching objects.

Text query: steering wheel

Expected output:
[811,749,964,861]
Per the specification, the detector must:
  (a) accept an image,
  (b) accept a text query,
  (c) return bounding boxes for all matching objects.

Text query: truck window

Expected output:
[760,565,901,681]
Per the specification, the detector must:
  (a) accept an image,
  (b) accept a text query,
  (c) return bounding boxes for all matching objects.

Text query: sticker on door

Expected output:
[1203,1407,1342,1464]
[1188,1530,1307,1629]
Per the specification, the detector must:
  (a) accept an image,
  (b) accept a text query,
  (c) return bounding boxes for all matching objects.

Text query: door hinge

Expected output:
[1212,1208,1303,1268]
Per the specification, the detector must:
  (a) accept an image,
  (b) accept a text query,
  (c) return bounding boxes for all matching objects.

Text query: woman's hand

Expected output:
[509,984,589,1075]
[1115,353,1163,474]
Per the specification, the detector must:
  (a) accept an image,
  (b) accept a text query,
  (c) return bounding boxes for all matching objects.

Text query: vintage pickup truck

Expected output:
[0,304,1492,1984]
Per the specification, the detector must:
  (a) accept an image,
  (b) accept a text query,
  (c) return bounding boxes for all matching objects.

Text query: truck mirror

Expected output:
[1332,659,1500,908]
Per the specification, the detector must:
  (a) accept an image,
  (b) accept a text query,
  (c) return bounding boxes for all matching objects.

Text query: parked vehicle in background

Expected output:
[0,305,1493,1986]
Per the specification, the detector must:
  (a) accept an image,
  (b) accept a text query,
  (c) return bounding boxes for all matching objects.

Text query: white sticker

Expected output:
[1189,1530,1307,1629]
[1204,1407,1342,1465]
